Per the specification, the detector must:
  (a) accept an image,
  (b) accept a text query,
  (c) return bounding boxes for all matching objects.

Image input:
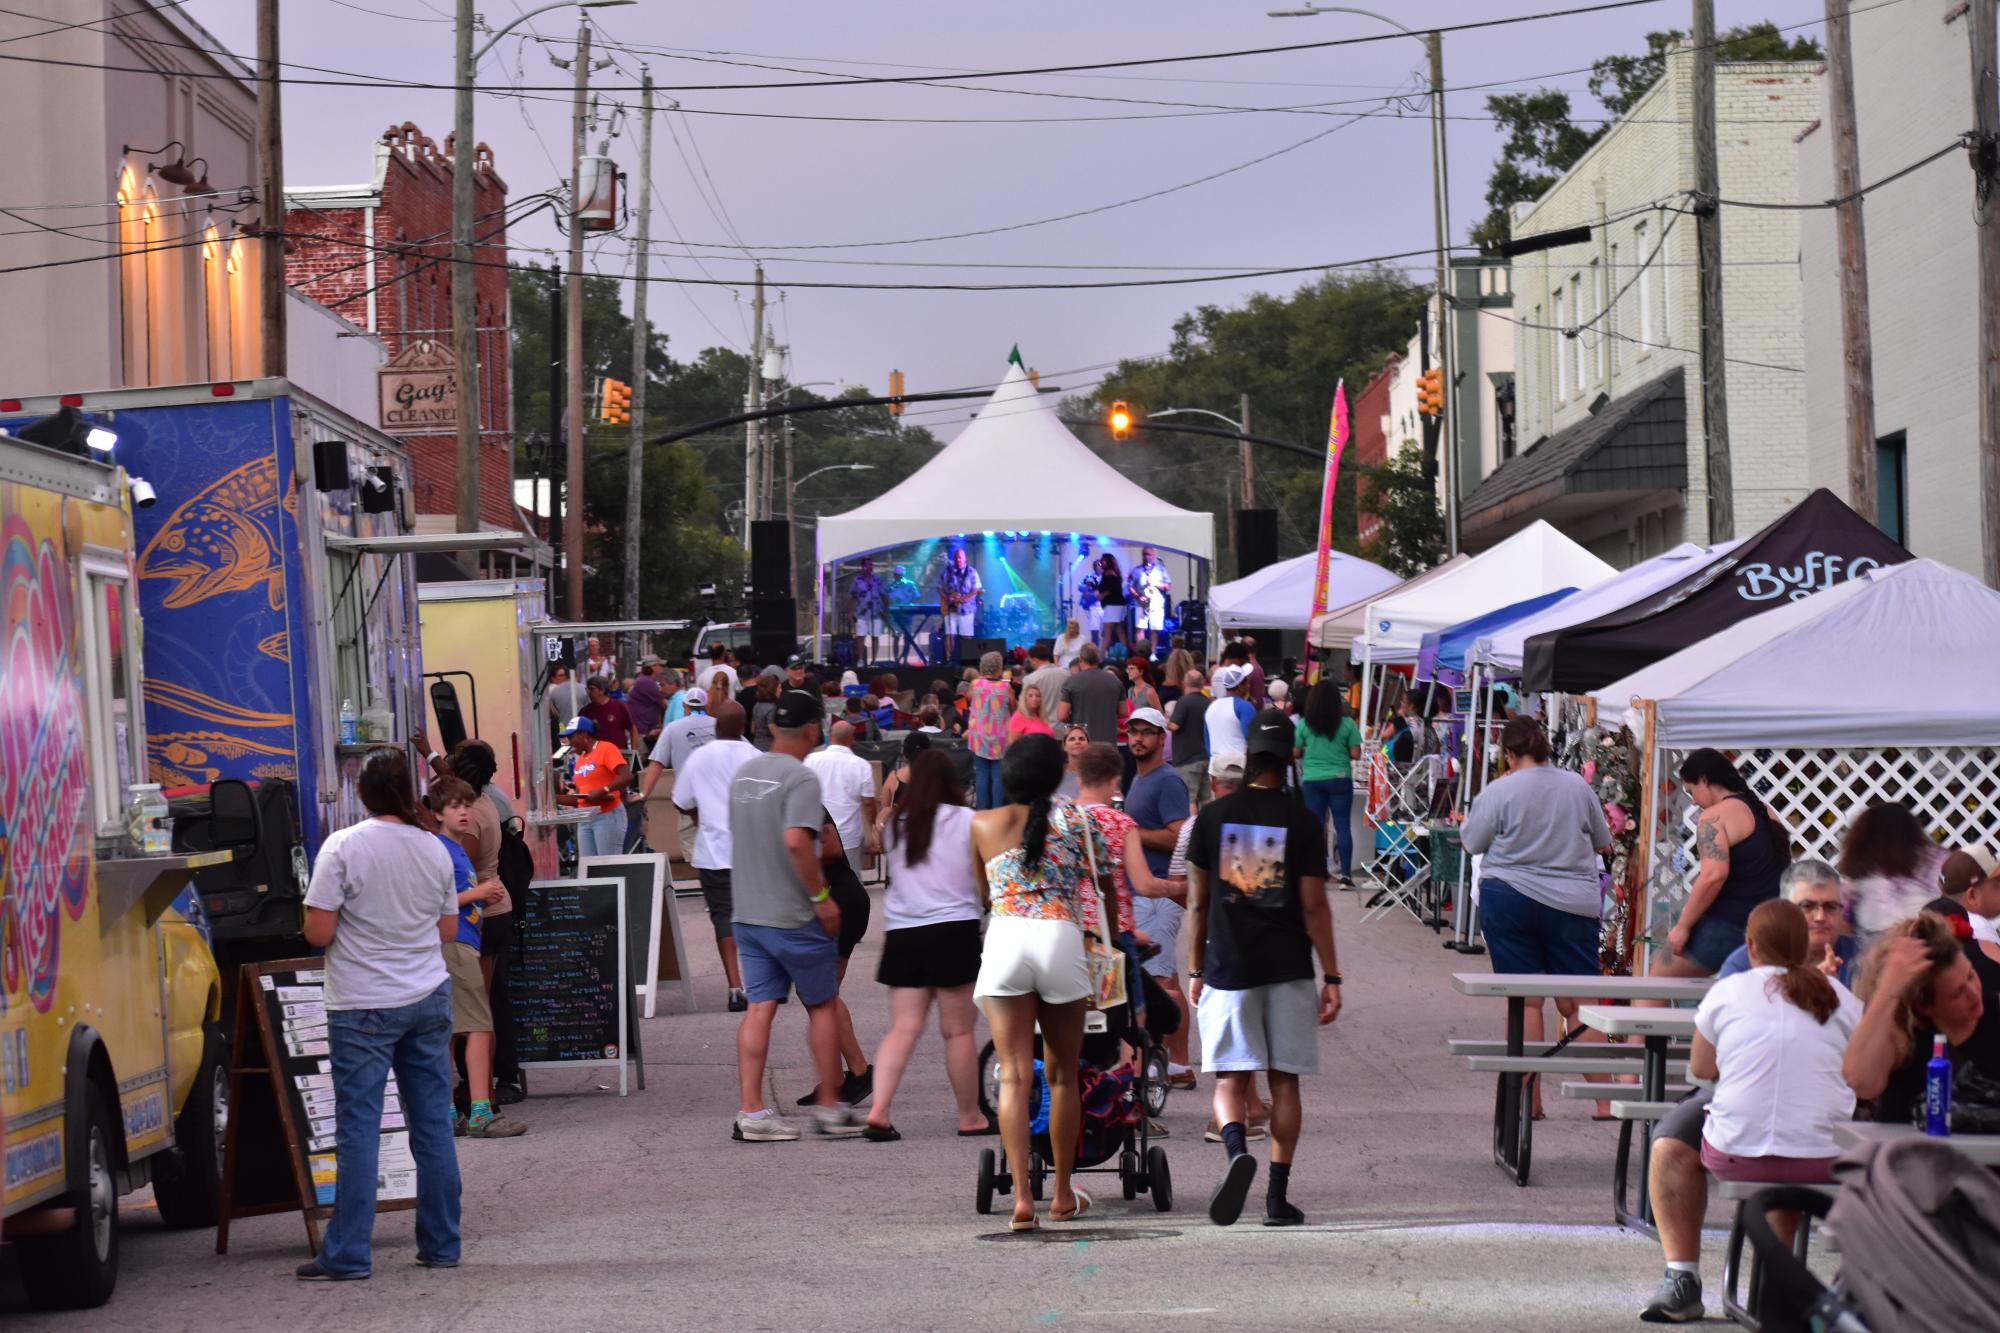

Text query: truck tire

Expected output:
[16,1081,120,1310]
[154,1024,228,1229]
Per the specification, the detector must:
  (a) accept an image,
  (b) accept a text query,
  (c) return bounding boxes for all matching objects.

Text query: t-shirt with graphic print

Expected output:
[1185,783,1325,990]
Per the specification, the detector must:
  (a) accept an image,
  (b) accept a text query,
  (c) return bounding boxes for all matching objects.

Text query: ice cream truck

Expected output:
[0,430,233,1309]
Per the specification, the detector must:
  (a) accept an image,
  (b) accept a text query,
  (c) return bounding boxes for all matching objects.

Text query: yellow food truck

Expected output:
[1,432,231,1309]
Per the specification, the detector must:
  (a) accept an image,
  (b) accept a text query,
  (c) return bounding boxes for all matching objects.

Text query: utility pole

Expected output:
[783,414,797,597]
[1969,0,2000,586]
[563,18,592,620]
[1692,0,1734,541]
[744,265,766,545]
[1238,392,1255,511]
[450,0,482,550]
[255,0,285,377]
[1427,29,1458,557]
[1824,0,1878,523]
[623,72,653,623]
[547,273,565,615]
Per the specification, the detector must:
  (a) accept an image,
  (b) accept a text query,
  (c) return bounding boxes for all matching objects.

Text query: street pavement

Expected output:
[2,885,1750,1331]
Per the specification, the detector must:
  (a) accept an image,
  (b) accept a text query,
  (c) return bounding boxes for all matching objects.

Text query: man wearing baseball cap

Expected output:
[1932,846,2000,947]
[1204,664,1256,759]
[1185,707,1343,1227]
[1124,705,1195,1087]
[727,689,863,1141]
[559,716,631,858]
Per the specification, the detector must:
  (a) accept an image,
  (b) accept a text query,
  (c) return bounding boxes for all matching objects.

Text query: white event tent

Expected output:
[1208,548,1399,631]
[1309,555,1470,652]
[1592,558,2000,748]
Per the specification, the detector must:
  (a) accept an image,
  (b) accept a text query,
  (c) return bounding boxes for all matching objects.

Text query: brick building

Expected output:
[1351,353,1397,547]
[286,123,519,533]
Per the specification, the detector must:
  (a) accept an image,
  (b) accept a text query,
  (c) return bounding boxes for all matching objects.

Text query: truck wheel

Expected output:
[17,1082,120,1309]
[154,1025,228,1229]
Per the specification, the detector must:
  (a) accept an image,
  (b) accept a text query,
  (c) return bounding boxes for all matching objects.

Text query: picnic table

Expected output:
[1833,1120,2000,1165]
[1451,973,1713,1186]
[1577,1006,1700,1231]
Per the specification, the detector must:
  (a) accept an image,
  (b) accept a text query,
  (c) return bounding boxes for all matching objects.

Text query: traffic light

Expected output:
[1108,400,1132,441]
[599,377,632,425]
[1417,367,1444,417]
[887,368,905,417]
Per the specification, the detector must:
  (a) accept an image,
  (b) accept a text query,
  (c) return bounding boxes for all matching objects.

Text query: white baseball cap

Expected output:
[1208,750,1246,780]
[1212,664,1246,691]
[1126,706,1169,733]
[683,687,708,707]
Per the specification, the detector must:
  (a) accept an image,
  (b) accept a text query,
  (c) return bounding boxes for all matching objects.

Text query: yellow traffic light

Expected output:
[1417,367,1444,418]
[888,368,905,417]
[1108,400,1132,441]
[600,377,632,425]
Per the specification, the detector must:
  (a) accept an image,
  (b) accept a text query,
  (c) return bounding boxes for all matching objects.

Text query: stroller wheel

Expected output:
[977,1040,999,1121]
[1029,1152,1046,1202]
[1142,1045,1170,1119]
[975,1148,997,1215]
[1147,1146,1173,1212]
[1120,1150,1140,1200]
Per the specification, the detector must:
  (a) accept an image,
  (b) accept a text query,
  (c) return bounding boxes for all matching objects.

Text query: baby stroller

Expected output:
[976,970,1182,1123]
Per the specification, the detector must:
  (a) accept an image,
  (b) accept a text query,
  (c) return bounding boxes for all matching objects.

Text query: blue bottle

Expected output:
[1924,1035,1952,1136]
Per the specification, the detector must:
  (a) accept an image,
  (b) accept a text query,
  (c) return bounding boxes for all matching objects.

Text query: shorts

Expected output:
[1133,896,1183,979]
[1085,604,1105,631]
[479,908,514,960]
[697,867,734,941]
[1133,603,1166,633]
[855,615,886,635]
[1700,1138,1838,1185]
[735,920,842,1006]
[1656,1088,1711,1150]
[1197,978,1321,1076]
[945,610,976,636]
[445,941,493,1035]
[1683,914,1746,973]
[975,914,1091,1004]
[828,875,871,960]
[877,919,982,989]
[1478,877,1602,977]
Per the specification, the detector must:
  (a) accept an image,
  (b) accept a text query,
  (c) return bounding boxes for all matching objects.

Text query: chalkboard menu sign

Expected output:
[217,959,416,1256]
[509,877,642,1095]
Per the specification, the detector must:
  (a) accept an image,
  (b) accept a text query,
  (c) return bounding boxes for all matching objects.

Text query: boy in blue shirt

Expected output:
[426,777,526,1139]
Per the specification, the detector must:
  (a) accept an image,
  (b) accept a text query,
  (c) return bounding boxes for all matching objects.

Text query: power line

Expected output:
[1709,136,1967,211]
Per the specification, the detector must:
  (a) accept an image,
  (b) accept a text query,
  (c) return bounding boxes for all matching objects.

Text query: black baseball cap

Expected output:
[775,689,823,729]
[1245,707,1294,761]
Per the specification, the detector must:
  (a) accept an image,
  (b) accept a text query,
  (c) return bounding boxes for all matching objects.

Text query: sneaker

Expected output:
[840,1067,875,1107]
[727,987,749,1013]
[452,1110,468,1138]
[1208,1152,1259,1227]
[467,1110,528,1138]
[413,1254,460,1269]
[813,1103,866,1137]
[1639,1271,1704,1324]
[296,1259,369,1282]
[1263,1200,1306,1227]
[1203,1121,1270,1143]
[732,1109,801,1142]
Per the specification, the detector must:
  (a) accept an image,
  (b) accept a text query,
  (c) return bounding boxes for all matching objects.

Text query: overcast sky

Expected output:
[187,0,1834,436]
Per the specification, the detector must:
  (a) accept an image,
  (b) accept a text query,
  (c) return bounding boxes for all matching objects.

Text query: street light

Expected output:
[796,463,875,489]
[1269,4,1458,555]
[451,0,634,550]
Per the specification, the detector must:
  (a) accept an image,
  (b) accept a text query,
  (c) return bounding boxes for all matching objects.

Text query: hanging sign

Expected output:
[377,338,459,436]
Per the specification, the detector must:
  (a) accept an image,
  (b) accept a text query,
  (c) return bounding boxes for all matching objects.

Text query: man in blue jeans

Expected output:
[297,747,463,1280]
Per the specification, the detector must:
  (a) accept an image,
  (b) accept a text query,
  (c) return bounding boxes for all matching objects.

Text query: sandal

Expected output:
[1050,1189,1093,1223]
[1009,1214,1040,1233]
[862,1123,901,1142]
[957,1116,1000,1137]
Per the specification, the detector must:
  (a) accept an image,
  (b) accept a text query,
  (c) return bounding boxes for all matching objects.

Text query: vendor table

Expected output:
[1833,1120,2000,1166]
[1578,1006,1700,1232]
[1452,974,1712,1186]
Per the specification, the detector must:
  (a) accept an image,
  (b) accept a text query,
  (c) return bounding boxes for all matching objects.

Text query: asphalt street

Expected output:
[2,885,1761,1331]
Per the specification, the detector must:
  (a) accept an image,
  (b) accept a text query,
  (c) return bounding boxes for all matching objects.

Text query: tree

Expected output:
[1471,21,1822,247]
[1359,447,1445,577]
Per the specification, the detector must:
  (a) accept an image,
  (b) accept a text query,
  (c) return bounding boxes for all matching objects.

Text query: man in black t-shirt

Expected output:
[1186,707,1343,1227]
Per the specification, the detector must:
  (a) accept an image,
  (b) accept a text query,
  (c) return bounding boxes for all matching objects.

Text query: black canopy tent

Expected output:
[1521,489,1912,694]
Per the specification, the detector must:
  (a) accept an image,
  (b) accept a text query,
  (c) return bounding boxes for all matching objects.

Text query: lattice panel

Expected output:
[1643,745,2000,947]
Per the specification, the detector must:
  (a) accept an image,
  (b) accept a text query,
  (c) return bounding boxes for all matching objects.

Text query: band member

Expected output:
[1078,557,1105,646]
[938,547,983,663]
[887,564,923,666]
[1097,551,1128,651]
[849,557,888,664]
[1127,546,1173,642]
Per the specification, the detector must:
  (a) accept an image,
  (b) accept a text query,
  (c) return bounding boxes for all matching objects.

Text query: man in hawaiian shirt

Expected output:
[938,547,983,664]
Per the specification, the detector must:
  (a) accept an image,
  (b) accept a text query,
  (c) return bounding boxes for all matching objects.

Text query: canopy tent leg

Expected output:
[1450,665,1487,953]
[814,562,826,662]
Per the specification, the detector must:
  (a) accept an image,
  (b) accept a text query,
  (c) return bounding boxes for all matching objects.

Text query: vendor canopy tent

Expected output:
[1358,520,1616,663]
[1472,540,1742,676]
[1521,489,1910,694]
[1309,555,1469,652]
[1416,587,1578,687]
[1209,549,1399,630]
[1593,559,2000,748]
[814,361,1214,566]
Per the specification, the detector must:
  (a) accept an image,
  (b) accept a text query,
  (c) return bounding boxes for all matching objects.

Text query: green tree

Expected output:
[1359,447,1445,577]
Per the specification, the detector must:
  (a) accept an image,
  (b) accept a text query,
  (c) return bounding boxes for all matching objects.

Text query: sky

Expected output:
[185,0,1838,438]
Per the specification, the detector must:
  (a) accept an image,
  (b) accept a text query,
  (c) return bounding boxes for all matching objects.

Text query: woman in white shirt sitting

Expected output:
[863,750,993,1141]
[1640,897,1861,1323]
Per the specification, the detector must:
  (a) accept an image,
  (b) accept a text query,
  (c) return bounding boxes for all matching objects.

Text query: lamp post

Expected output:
[1270,5,1457,555]
[451,0,632,555]
[1145,403,1254,548]
[790,462,873,609]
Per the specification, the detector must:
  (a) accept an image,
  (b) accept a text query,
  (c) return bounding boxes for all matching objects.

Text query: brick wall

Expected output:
[1353,355,1396,546]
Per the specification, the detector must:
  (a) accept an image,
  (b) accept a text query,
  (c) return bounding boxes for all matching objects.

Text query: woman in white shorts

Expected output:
[971,733,1114,1231]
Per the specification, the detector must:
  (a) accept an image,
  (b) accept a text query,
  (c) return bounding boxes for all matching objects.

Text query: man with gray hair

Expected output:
[1639,857,1852,1322]
[1167,669,1212,807]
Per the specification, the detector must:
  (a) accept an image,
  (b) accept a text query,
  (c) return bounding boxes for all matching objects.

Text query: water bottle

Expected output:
[1924,1035,1952,1135]
[338,697,359,745]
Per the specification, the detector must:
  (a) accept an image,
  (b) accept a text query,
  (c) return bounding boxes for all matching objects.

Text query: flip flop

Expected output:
[1009,1215,1040,1233]
[1050,1189,1093,1223]
[957,1117,1000,1137]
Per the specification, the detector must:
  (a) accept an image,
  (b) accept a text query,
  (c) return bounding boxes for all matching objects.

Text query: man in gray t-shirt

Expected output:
[1057,643,1124,742]
[726,689,863,1142]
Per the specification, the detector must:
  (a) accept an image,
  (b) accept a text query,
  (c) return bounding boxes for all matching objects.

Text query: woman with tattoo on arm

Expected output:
[1654,750,1790,978]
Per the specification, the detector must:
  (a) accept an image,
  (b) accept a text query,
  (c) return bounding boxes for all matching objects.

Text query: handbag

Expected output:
[1077,808,1128,1011]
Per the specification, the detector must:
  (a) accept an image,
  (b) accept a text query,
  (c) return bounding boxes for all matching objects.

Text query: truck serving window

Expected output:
[79,551,145,832]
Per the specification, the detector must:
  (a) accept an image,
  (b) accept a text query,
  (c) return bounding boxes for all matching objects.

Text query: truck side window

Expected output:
[80,554,144,832]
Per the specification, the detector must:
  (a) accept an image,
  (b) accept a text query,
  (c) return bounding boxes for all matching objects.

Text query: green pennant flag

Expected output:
[1007,344,1024,367]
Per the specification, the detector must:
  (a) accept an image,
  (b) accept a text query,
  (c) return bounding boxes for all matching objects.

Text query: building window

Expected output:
[1656,209,1671,344]
[146,195,184,384]
[1607,243,1621,372]
[117,171,151,385]
[228,237,260,377]
[204,224,232,381]
[1876,430,1908,545]
[1569,274,1584,394]
[1590,258,1606,383]
[1635,221,1653,355]
[1553,288,1567,402]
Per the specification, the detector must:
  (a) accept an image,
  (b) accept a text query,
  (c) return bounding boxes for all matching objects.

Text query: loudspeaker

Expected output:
[1237,508,1278,578]
[958,636,1006,666]
[750,520,791,595]
[1176,600,1207,656]
[312,438,350,491]
[751,594,795,667]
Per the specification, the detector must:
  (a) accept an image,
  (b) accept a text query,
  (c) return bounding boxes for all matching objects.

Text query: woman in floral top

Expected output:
[972,734,1115,1231]
[965,650,1015,810]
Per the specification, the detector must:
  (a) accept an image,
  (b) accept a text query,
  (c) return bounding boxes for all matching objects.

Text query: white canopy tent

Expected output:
[1208,548,1400,631]
[1308,555,1469,652]
[1593,558,2000,748]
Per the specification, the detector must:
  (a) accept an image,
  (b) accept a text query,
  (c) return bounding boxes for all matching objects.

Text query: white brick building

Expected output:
[1798,0,1985,579]
[1461,49,1821,564]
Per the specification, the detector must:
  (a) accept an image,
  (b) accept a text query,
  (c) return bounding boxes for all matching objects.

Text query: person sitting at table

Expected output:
[1654,750,1791,978]
[1845,909,2000,1125]
[1460,716,1613,1121]
[1639,898,1863,1324]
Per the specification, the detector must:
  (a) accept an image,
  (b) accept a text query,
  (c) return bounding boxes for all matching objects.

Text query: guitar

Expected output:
[1077,574,1100,610]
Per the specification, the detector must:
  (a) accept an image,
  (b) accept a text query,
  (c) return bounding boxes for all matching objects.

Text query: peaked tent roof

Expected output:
[1594,560,2000,747]
[1209,548,1400,630]
[1416,587,1578,687]
[1471,539,1742,675]
[1359,520,1617,663]
[1308,554,1471,651]
[1520,489,1912,694]
[815,362,1214,566]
